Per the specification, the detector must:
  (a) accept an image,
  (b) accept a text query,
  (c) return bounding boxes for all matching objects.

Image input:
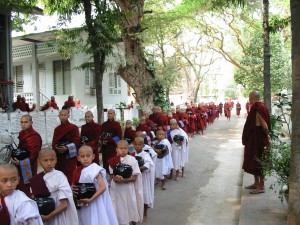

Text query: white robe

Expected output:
[170,129,184,170]
[44,169,79,225]
[5,190,43,225]
[155,139,173,179]
[135,150,155,208]
[78,163,118,225]
[109,155,144,225]
[179,128,189,165]
[143,144,158,165]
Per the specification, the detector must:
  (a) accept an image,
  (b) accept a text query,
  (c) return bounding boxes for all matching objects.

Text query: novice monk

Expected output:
[135,131,158,165]
[108,140,144,225]
[154,130,173,190]
[31,148,79,225]
[169,119,188,180]
[72,146,118,225]
[133,137,155,221]
[0,163,43,225]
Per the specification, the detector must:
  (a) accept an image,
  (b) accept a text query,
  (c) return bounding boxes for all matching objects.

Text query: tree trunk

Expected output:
[194,79,200,103]
[288,0,300,224]
[114,0,155,114]
[82,0,106,123]
[263,0,271,112]
[94,53,105,123]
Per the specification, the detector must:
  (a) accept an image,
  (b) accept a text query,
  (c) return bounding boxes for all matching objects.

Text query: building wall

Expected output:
[12,39,130,110]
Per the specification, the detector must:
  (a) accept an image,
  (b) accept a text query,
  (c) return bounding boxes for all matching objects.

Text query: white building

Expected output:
[12,31,135,112]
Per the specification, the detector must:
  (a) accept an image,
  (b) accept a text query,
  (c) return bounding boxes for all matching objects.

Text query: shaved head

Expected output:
[38,147,56,159]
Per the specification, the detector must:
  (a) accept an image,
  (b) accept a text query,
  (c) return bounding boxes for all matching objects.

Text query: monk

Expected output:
[186,103,196,139]
[101,109,122,173]
[41,96,59,111]
[218,102,223,116]
[242,91,270,194]
[11,115,42,197]
[81,111,102,164]
[52,109,80,184]
[149,106,166,131]
[63,95,75,109]
[12,95,28,112]
[236,101,242,116]
[123,120,136,144]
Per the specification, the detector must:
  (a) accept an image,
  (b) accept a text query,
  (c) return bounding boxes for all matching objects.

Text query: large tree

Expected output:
[288,0,300,223]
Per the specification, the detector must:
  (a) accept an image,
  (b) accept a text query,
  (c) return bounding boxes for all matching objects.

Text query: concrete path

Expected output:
[144,113,288,225]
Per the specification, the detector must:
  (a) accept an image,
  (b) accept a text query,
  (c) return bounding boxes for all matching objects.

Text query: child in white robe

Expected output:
[32,148,79,225]
[0,163,43,225]
[72,146,118,225]
[135,131,157,165]
[109,140,144,225]
[154,130,173,190]
[133,137,155,221]
[169,119,187,180]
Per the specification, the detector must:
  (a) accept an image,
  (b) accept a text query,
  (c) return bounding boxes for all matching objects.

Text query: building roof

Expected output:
[12,30,57,47]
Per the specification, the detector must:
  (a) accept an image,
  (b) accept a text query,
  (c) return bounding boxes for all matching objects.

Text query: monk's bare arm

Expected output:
[257,112,269,135]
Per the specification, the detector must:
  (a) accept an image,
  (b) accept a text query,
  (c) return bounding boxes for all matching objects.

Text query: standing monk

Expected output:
[11,115,42,196]
[242,91,270,194]
[101,109,122,173]
[81,111,102,164]
[236,101,242,116]
[52,109,80,184]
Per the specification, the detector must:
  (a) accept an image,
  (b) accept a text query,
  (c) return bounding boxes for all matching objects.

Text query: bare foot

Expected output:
[245,184,257,189]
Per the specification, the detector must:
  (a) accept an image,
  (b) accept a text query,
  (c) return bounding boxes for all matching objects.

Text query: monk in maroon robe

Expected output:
[123,120,136,144]
[186,103,196,139]
[11,115,42,196]
[81,111,102,164]
[52,110,80,184]
[236,101,241,116]
[196,103,205,134]
[63,95,75,109]
[218,102,223,116]
[136,116,154,144]
[149,106,166,131]
[101,109,122,173]
[12,95,28,112]
[242,91,270,194]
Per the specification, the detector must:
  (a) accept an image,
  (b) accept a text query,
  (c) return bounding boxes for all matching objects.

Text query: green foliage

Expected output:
[132,117,139,128]
[234,32,291,96]
[0,0,40,32]
[260,93,292,201]
[224,84,239,99]
[153,80,170,112]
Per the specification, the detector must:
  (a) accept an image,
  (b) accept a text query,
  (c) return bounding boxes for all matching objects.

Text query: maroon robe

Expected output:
[246,102,251,114]
[81,121,102,165]
[218,103,223,115]
[12,101,27,112]
[186,108,196,133]
[124,127,136,144]
[242,102,270,175]
[17,127,42,196]
[236,103,241,116]
[149,112,165,130]
[52,121,80,184]
[72,166,84,184]
[101,119,122,173]
[0,194,10,225]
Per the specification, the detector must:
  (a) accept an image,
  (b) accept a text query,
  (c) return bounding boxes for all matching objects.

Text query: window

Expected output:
[14,65,23,93]
[109,72,122,95]
[85,67,95,88]
[53,60,71,95]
